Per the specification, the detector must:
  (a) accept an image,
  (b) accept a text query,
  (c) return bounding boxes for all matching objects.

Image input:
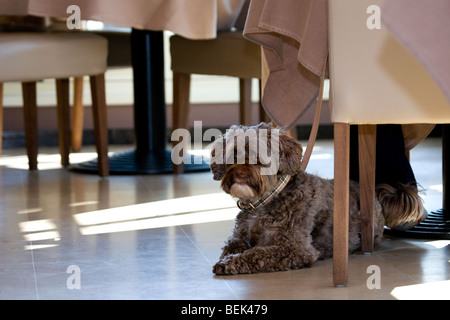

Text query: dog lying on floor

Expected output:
[209,123,422,275]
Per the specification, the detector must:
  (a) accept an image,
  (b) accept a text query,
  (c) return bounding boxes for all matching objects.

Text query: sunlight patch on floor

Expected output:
[74,192,238,235]
[391,280,450,300]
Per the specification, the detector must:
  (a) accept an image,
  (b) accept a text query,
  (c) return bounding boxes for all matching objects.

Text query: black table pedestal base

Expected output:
[384,209,450,239]
[70,149,210,175]
[71,30,212,175]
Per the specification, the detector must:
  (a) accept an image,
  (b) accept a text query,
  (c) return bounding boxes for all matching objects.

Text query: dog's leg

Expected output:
[219,212,252,259]
[213,245,319,275]
[219,238,248,259]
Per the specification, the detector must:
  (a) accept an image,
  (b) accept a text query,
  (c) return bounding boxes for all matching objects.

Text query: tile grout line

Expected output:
[178,226,214,267]
[27,236,40,300]
[19,172,40,300]
[178,225,239,299]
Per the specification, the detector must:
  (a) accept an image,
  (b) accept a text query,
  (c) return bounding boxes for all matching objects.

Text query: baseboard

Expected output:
[2,124,339,150]
[2,129,135,149]
[3,124,442,150]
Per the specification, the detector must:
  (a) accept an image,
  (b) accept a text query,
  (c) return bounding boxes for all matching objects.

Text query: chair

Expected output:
[0,32,109,176]
[170,30,264,173]
[68,30,132,153]
[328,0,450,286]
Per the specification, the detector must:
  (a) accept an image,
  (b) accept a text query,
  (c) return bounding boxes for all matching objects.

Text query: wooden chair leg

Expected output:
[0,82,3,156]
[22,82,38,170]
[358,125,377,253]
[89,74,109,177]
[258,79,271,123]
[172,72,191,174]
[71,77,84,152]
[333,123,350,286]
[239,78,252,126]
[56,78,71,167]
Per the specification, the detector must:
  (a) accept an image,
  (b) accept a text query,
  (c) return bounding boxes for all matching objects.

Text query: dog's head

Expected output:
[209,122,303,201]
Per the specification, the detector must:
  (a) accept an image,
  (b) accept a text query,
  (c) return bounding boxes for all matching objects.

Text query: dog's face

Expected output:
[209,123,303,201]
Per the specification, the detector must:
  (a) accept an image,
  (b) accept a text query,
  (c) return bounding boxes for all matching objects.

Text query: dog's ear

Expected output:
[278,133,303,175]
[210,153,226,181]
[209,138,226,180]
[254,122,273,130]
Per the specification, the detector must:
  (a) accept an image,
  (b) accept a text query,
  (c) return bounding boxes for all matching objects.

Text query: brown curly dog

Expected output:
[209,123,387,275]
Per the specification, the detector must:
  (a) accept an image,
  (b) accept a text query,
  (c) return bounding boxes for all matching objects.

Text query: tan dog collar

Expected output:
[237,174,291,213]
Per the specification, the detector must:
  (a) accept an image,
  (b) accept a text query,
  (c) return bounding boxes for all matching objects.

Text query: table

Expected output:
[243,0,450,240]
[0,0,246,173]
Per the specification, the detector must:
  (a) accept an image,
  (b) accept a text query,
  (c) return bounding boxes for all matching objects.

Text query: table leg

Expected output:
[131,29,166,153]
[71,29,209,174]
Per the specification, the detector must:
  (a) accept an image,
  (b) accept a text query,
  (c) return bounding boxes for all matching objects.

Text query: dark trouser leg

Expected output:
[350,124,417,187]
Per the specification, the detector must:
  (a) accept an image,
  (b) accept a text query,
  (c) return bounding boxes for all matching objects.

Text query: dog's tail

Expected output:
[376,182,424,229]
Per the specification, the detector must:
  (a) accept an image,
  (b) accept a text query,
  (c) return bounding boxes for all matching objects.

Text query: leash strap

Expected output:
[300,58,327,171]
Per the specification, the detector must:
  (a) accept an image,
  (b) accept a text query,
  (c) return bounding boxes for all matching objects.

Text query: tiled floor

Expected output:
[0,139,449,300]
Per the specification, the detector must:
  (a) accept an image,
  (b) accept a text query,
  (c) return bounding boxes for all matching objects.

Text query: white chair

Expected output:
[0,32,109,176]
[328,0,450,286]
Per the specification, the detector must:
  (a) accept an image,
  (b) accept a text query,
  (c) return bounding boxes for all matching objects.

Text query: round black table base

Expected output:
[384,209,450,239]
[70,149,211,175]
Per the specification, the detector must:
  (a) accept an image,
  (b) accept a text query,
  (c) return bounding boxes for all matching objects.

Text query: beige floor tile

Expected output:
[0,139,449,300]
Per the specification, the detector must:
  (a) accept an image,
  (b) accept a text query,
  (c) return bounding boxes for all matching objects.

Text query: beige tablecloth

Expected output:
[0,0,245,39]
[382,0,450,149]
[243,0,445,150]
[244,0,328,129]
[382,0,450,105]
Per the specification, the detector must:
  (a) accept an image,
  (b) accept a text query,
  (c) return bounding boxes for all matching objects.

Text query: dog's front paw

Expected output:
[213,255,241,275]
[212,261,228,275]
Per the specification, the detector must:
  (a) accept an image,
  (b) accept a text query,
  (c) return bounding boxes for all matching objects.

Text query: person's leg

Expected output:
[350,124,424,228]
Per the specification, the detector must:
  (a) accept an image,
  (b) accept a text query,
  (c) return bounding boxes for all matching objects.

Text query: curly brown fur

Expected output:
[376,182,424,228]
[210,123,385,275]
